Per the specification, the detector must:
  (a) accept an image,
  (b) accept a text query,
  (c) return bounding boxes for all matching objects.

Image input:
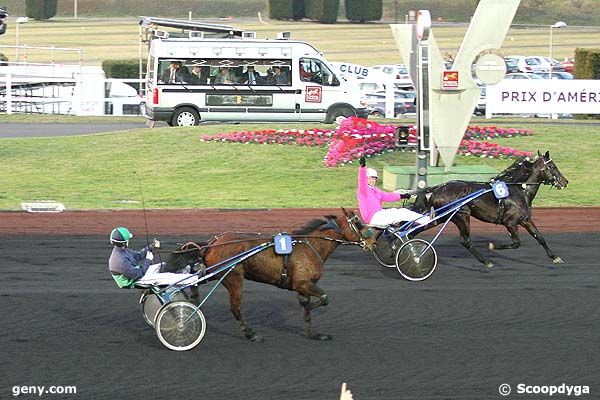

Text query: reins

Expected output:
[178,233,365,254]
[176,214,369,256]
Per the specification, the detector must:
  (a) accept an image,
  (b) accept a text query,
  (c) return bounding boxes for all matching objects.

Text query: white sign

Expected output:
[487,79,600,114]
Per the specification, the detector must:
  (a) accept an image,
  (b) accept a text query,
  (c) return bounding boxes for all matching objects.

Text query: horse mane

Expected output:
[291,216,335,235]
[494,157,533,182]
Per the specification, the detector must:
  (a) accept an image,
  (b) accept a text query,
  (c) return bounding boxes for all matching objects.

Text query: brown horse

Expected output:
[167,208,375,342]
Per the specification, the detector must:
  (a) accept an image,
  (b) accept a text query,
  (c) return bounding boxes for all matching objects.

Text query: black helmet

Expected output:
[110,227,133,247]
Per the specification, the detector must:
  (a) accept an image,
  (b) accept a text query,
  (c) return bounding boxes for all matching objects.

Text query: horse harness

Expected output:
[490,157,558,225]
[276,215,370,289]
[177,215,369,290]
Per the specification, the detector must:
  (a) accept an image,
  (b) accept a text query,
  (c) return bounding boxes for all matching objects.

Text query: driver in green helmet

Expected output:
[108,227,195,288]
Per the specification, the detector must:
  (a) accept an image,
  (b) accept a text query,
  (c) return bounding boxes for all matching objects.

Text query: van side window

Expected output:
[299,58,339,86]
[155,58,293,86]
[158,60,191,84]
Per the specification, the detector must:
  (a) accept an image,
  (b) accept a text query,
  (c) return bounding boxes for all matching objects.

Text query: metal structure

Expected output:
[391,0,521,173]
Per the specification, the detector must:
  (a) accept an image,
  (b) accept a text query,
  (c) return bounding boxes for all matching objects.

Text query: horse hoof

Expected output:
[553,257,564,264]
[488,242,495,251]
[309,333,332,341]
[247,333,263,342]
[484,262,494,268]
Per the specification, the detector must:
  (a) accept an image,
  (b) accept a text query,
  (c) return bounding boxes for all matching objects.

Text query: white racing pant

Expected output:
[369,208,431,228]
[137,263,199,286]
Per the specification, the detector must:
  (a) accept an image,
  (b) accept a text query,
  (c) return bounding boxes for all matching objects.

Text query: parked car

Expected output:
[355,80,414,94]
[365,90,416,106]
[474,85,486,116]
[534,71,573,80]
[504,72,544,80]
[525,56,561,73]
[365,91,416,117]
[542,56,565,71]
[504,56,548,73]
[560,58,575,73]
[370,64,410,80]
[505,58,520,73]
[368,101,416,117]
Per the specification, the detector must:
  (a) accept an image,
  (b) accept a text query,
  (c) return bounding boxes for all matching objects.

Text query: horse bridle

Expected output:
[311,215,372,250]
[540,157,562,188]
[345,213,373,250]
[506,157,561,189]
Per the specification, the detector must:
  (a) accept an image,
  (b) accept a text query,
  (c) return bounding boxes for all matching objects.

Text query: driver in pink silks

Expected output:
[356,156,431,228]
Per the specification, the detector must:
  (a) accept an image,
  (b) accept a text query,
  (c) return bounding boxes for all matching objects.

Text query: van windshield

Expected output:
[156,58,292,86]
[299,58,340,86]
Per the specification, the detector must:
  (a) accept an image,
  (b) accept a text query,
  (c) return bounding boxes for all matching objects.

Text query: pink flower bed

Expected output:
[458,139,533,158]
[201,117,533,166]
[463,125,533,140]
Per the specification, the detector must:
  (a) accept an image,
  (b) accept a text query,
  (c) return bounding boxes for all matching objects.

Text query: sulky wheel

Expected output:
[140,288,190,328]
[395,239,437,281]
[373,229,404,268]
[155,301,206,351]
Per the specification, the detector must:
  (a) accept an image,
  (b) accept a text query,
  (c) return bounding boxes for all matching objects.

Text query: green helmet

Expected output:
[110,227,133,247]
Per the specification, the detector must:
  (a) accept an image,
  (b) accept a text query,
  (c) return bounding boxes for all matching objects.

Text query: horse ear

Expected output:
[537,150,542,157]
[544,150,550,158]
[341,206,348,216]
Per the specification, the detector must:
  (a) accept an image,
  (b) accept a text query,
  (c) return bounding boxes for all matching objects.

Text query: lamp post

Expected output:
[549,21,566,119]
[15,16,29,62]
[549,21,567,75]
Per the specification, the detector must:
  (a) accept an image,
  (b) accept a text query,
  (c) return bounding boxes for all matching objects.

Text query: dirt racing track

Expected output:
[1,208,599,400]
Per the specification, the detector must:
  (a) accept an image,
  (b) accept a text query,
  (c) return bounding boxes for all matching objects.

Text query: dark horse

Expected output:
[167,208,375,342]
[414,151,568,268]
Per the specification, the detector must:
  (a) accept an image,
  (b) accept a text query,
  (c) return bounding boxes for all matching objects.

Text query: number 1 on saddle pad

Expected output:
[274,234,293,255]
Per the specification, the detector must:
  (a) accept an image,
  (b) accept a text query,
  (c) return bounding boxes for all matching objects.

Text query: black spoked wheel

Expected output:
[395,239,437,281]
[140,288,190,328]
[155,301,206,351]
[373,230,404,268]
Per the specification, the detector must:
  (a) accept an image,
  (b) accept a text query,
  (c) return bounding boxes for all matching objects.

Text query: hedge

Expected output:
[267,0,293,19]
[267,0,305,20]
[305,0,339,24]
[345,0,382,22]
[102,59,145,79]
[25,0,57,20]
[573,48,600,119]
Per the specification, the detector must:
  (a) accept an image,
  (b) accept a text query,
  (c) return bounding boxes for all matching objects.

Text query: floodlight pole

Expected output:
[414,10,431,190]
[15,17,29,62]
[74,0,77,19]
[548,21,566,119]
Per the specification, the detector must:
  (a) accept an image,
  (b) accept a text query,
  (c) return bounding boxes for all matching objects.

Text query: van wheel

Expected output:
[325,106,355,124]
[172,107,200,127]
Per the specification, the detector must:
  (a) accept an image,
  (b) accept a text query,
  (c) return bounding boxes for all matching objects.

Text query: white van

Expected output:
[144,37,368,126]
